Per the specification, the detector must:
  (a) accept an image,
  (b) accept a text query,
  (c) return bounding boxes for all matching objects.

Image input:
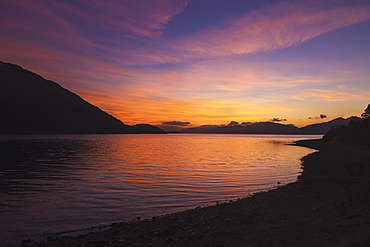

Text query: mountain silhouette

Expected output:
[176,117,359,134]
[203,122,300,134]
[132,124,167,134]
[177,125,219,133]
[324,105,370,145]
[299,117,360,134]
[0,61,165,134]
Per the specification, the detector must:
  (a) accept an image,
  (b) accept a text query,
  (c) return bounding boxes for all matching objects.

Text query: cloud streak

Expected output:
[175,1,370,58]
[297,89,369,102]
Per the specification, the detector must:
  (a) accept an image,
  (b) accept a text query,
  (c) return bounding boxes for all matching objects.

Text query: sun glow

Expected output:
[1,0,370,127]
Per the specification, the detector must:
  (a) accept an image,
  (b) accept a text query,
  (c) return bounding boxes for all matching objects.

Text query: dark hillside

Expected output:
[324,105,370,145]
[300,117,360,134]
[0,62,163,134]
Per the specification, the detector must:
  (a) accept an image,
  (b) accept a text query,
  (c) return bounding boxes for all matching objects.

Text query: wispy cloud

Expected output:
[175,1,370,58]
[3,0,369,67]
[0,0,190,67]
[2,0,190,38]
[296,88,370,101]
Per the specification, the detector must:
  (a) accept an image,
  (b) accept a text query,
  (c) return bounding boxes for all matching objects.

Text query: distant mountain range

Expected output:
[299,117,360,134]
[165,117,360,135]
[0,61,165,134]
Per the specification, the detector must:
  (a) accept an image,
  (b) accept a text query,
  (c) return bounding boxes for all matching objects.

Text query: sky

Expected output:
[1,0,370,128]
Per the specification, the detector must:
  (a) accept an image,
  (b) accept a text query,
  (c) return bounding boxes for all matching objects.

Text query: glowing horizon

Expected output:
[1,0,370,128]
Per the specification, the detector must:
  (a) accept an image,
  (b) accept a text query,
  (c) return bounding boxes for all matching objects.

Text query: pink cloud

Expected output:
[0,0,190,67]
[48,0,191,39]
[5,0,190,38]
[5,0,369,68]
[176,1,370,57]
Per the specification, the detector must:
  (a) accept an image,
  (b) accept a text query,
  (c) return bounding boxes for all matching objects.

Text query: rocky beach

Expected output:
[20,139,370,247]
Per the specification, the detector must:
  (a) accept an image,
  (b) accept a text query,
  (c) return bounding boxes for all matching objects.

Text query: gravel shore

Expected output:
[21,139,370,247]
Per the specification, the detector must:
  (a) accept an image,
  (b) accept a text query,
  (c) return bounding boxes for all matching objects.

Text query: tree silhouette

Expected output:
[324,104,370,145]
[361,104,370,119]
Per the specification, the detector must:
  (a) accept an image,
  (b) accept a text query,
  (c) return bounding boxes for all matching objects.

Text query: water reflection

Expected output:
[0,134,319,245]
[0,140,94,195]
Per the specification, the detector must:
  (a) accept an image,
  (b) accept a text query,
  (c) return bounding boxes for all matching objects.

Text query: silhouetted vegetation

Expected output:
[324,104,370,145]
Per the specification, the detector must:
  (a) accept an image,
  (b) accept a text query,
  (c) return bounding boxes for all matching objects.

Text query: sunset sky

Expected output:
[1,0,370,127]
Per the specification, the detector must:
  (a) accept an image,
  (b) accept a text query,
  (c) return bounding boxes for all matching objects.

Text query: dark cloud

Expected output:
[227,121,239,126]
[308,114,327,120]
[162,121,191,126]
[270,118,287,122]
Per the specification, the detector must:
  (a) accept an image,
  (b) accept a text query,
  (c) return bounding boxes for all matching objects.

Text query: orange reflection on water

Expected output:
[79,134,316,201]
[0,134,319,245]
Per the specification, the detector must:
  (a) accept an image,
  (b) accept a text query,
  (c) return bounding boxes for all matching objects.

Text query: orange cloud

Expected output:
[74,82,296,126]
[296,89,370,102]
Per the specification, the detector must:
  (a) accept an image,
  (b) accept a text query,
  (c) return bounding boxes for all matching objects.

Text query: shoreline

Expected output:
[22,139,370,246]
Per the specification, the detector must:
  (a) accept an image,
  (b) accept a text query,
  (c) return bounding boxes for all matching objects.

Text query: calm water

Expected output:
[0,134,320,245]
